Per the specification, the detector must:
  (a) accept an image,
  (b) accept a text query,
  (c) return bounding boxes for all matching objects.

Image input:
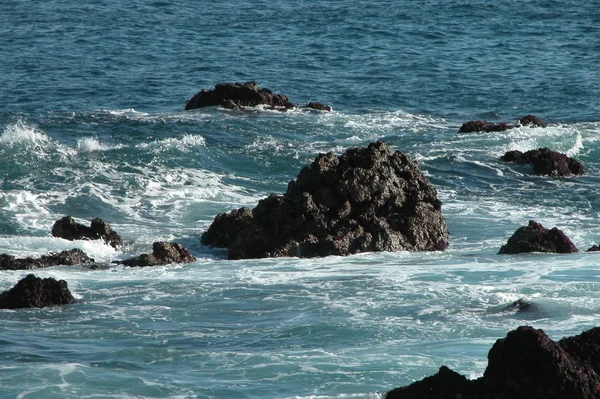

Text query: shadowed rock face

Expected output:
[501,147,584,177]
[0,249,95,270]
[498,220,578,254]
[385,326,600,399]
[458,114,547,133]
[52,216,123,248]
[116,242,196,267]
[0,274,76,309]
[202,141,449,260]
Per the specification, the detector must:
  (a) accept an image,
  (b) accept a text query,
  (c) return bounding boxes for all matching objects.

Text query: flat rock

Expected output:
[0,249,95,270]
[185,81,295,111]
[458,114,547,133]
[0,274,76,309]
[116,242,196,267]
[52,216,123,248]
[501,147,584,176]
[498,220,578,254]
[385,325,600,399]
[202,141,449,259]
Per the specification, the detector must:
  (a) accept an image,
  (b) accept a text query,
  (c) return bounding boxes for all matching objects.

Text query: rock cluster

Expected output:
[185,82,331,112]
[385,325,600,399]
[498,220,578,254]
[458,114,547,133]
[52,216,123,248]
[202,141,449,259]
[0,274,76,309]
[116,242,196,267]
[0,249,95,270]
[501,147,584,177]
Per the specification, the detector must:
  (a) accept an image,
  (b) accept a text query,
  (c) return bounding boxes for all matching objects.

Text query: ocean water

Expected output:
[1,1,600,398]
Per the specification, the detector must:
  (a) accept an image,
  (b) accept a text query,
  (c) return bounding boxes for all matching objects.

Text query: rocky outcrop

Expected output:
[385,325,600,399]
[116,242,196,267]
[202,141,449,259]
[501,147,584,176]
[0,249,95,270]
[0,274,76,309]
[52,216,123,248]
[184,82,331,112]
[498,220,578,254]
[587,245,600,252]
[458,114,547,133]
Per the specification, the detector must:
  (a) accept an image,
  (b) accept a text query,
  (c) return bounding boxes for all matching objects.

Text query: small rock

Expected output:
[116,242,196,267]
[52,216,123,248]
[501,147,584,177]
[498,220,578,254]
[0,274,76,309]
[0,249,95,270]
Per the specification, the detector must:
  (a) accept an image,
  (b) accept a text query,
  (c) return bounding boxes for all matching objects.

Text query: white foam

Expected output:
[0,119,50,146]
[135,134,206,152]
[76,137,125,153]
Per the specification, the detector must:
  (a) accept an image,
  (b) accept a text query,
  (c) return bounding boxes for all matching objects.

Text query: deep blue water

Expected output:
[1,1,600,398]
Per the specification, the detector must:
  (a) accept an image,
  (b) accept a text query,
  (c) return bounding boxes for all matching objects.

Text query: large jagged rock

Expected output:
[501,147,584,176]
[52,216,123,248]
[0,274,76,309]
[185,81,295,111]
[385,326,600,399]
[202,141,449,260]
[116,242,196,267]
[0,249,95,270]
[458,114,547,133]
[498,220,578,254]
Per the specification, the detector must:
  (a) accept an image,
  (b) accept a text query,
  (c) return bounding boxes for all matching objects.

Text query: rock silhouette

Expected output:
[498,220,578,254]
[116,242,196,267]
[385,325,600,399]
[52,216,123,248]
[501,147,584,176]
[0,274,76,309]
[458,114,547,133]
[202,141,449,259]
[0,249,95,270]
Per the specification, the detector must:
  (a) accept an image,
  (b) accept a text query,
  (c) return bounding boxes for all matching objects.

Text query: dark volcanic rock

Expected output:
[587,245,600,252]
[0,274,76,309]
[498,220,578,254]
[385,326,600,399]
[304,102,332,112]
[52,216,123,248]
[116,242,196,267]
[0,249,95,270]
[185,82,296,111]
[501,147,584,176]
[458,114,547,133]
[202,141,449,260]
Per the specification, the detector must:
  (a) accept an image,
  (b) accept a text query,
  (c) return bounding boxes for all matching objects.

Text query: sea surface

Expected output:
[1,1,600,398]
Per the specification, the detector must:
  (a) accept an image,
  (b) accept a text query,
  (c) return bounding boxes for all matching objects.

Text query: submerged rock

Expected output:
[501,147,584,177]
[116,242,196,267]
[498,220,578,254]
[458,114,547,133]
[52,216,123,248]
[202,141,449,259]
[0,249,95,270]
[184,82,332,112]
[385,325,600,399]
[0,274,76,309]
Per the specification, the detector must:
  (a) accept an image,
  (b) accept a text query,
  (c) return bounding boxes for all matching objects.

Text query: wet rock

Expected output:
[458,114,547,133]
[202,141,449,260]
[0,249,95,270]
[385,325,600,399]
[52,216,123,248]
[586,245,600,252]
[498,220,578,254]
[116,242,196,267]
[501,147,584,176]
[0,274,76,309]
[304,102,332,111]
[185,81,296,111]
[502,298,537,314]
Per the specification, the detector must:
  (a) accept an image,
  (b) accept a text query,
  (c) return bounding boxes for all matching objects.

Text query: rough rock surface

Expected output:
[385,325,600,399]
[116,242,196,267]
[498,220,578,254]
[185,81,295,111]
[305,102,332,111]
[0,249,95,270]
[202,141,449,260]
[458,114,547,133]
[0,274,76,309]
[501,147,584,176]
[52,216,123,248]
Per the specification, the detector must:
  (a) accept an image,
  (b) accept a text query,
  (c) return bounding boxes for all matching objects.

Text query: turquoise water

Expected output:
[1,1,600,398]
